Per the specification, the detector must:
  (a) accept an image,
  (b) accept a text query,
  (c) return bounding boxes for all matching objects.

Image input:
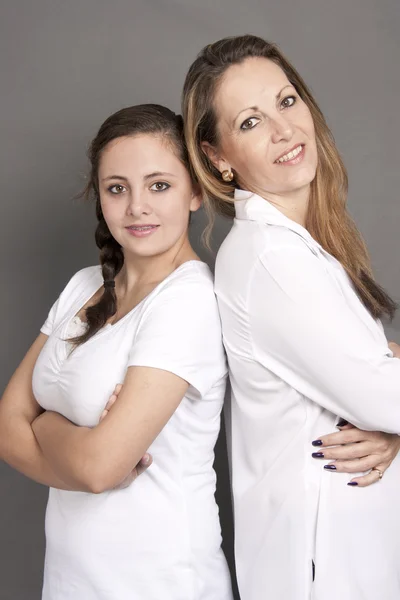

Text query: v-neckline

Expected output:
[62,260,205,350]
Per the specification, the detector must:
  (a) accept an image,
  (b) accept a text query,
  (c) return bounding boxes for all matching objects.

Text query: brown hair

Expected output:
[72,104,191,346]
[182,34,396,320]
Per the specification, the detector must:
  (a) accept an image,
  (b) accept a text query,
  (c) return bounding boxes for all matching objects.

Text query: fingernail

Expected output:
[312,452,324,458]
[142,453,150,464]
[324,464,336,471]
[347,481,358,486]
[312,440,323,446]
[336,418,348,428]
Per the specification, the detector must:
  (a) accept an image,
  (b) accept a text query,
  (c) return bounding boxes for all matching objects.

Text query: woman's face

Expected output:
[99,134,200,259]
[206,57,318,199]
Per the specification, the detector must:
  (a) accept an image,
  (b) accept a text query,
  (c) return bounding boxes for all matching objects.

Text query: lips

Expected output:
[126,225,159,231]
[275,144,304,164]
[125,224,160,238]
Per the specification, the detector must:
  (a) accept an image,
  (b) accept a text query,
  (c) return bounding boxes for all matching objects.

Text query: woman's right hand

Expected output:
[100,384,153,489]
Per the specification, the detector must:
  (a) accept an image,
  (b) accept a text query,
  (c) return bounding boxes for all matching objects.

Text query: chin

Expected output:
[288,164,317,189]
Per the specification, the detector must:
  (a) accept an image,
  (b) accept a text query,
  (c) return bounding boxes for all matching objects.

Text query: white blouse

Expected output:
[214,189,400,600]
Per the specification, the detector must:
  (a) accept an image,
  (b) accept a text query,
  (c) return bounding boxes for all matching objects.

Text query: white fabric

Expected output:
[214,190,400,600]
[32,261,233,600]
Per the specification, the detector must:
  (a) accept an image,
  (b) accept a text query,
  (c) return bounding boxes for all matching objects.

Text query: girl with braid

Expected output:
[0,104,234,600]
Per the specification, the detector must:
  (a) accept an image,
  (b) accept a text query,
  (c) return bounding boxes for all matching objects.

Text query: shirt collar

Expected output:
[234,188,320,249]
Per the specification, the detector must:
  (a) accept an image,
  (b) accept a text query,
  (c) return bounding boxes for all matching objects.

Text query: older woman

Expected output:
[182,34,400,600]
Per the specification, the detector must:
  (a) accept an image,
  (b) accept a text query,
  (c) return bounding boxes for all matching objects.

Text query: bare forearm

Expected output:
[0,419,73,490]
[32,411,98,491]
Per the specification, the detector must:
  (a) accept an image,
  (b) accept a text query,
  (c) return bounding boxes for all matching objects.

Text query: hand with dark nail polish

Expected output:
[324,464,336,471]
[347,481,358,486]
[312,439,323,446]
[336,418,349,428]
[312,452,324,458]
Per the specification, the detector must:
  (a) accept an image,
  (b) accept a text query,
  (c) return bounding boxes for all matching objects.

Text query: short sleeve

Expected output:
[128,278,227,398]
[40,297,61,336]
[39,266,101,337]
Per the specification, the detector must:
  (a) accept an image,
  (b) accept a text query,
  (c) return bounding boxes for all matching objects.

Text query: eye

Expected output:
[281,95,296,109]
[108,184,127,194]
[240,117,260,131]
[150,182,170,192]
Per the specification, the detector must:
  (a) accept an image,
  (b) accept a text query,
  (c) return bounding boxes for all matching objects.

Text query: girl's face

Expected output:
[204,57,318,200]
[99,133,201,259]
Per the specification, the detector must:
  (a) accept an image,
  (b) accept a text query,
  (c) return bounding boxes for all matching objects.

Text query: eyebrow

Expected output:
[143,171,177,181]
[101,175,129,183]
[101,171,177,183]
[232,84,295,126]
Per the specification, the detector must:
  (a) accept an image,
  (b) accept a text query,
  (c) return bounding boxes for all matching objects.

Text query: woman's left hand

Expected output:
[312,423,400,487]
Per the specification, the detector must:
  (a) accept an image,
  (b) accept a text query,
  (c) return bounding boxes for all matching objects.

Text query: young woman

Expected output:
[0,104,233,600]
[182,35,400,600]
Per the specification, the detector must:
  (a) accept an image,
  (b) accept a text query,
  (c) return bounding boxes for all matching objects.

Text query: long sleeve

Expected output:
[248,242,400,433]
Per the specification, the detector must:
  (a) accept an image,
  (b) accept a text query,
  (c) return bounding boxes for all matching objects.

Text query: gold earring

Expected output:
[221,169,234,182]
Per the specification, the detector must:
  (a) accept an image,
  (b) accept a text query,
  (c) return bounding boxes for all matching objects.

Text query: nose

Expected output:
[270,115,294,144]
[127,190,151,219]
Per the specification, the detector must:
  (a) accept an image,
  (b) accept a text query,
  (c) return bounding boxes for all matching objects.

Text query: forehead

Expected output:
[99,134,182,175]
[214,57,291,115]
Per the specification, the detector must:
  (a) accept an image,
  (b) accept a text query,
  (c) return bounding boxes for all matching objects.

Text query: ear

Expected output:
[201,141,231,175]
[189,183,202,213]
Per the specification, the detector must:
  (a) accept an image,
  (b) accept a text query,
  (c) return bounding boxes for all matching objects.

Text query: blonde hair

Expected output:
[182,34,396,320]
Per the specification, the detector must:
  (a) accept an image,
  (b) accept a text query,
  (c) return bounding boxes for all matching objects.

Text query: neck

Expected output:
[251,184,311,227]
[116,235,198,294]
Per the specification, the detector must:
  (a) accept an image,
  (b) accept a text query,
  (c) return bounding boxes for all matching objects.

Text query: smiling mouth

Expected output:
[275,144,304,164]
[126,225,159,231]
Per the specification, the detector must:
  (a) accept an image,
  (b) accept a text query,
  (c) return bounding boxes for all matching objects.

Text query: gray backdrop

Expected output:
[1,0,399,598]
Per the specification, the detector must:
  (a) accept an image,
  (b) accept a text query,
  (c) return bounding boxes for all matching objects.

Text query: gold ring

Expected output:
[372,467,383,480]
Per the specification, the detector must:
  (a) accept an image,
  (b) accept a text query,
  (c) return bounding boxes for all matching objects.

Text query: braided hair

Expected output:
[71,104,192,346]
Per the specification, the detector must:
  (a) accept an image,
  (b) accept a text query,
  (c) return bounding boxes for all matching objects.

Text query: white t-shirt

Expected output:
[32,261,233,600]
[215,190,400,600]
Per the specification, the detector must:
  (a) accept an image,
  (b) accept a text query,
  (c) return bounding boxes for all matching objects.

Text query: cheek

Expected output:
[231,137,265,172]
[99,200,124,237]
[233,137,273,183]
[303,110,316,141]
[101,197,125,219]
[157,197,190,228]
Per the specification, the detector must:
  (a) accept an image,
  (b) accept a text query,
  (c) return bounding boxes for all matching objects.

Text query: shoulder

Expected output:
[151,261,216,306]
[215,222,318,290]
[40,266,101,335]
[60,265,102,299]
[167,260,214,287]
[139,261,221,330]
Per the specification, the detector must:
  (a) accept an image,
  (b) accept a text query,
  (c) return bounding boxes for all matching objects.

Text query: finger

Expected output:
[114,455,153,489]
[314,429,368,448]
[135,453,153,476]
[104,394,118,411]
[313,442,372,461]
[114,383,123,395]
[99,409,108,422]
[348,467,383,488]
[338,423,354,431]
[326,455,384,473]
[127,454,153,482]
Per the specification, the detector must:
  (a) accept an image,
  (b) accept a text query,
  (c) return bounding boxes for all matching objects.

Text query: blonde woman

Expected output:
[182,35,400,600]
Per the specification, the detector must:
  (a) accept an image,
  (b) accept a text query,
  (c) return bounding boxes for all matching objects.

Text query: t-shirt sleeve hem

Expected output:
[127,358,208,399]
